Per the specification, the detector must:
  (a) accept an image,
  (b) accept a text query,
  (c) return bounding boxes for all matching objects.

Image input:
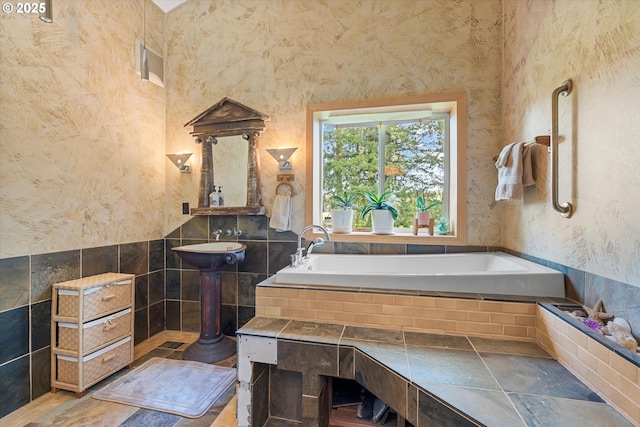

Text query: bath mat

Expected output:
[92,357,236,418]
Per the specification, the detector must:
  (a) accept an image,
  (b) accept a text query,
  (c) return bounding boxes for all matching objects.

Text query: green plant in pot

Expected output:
[361,191,398,235]
[331,191,357,234]
[416,196,442,226]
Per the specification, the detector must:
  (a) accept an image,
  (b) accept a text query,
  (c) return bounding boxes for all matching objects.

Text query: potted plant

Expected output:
[331,191,357,233]
[416,196,442,226]
[361,191,398,234]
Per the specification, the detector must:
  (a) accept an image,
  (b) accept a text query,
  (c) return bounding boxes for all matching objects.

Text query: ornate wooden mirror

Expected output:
[185,98,269,215]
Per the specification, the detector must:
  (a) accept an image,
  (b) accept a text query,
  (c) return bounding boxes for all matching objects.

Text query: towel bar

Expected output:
[492,135,550,162]
[551,80,573,218]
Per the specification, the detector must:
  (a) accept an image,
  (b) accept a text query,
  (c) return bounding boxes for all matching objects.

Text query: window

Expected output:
[306,93,467,245]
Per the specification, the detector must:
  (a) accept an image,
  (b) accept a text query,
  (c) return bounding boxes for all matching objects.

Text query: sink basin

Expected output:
[173,242,246,270]
[174,242,245,253]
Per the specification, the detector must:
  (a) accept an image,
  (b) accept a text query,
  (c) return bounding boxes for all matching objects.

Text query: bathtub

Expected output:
[274,251,565,298]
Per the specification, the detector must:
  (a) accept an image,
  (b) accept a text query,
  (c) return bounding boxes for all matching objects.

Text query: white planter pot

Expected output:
[371,209,394,234]
[331,209,353,233]
[416,211,430,225]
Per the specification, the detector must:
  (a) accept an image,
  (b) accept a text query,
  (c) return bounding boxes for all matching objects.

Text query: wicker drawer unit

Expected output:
[57,308,132,354]
[51,273,135,397]
[56,337,132,386]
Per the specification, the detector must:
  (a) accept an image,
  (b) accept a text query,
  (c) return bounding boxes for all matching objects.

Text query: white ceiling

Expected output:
[151,0,187,13]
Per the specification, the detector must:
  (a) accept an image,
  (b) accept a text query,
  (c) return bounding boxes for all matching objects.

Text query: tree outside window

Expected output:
[321,117,446,230]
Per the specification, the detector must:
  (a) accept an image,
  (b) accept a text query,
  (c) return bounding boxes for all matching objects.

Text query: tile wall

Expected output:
[164,215,299,337]
[1,214,637,418]
[0,240,165,418]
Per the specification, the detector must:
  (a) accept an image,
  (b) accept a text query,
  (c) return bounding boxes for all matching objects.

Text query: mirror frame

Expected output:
[185,98,269,215]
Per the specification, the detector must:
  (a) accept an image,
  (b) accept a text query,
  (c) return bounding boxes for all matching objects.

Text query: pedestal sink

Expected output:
[172,242,246,363]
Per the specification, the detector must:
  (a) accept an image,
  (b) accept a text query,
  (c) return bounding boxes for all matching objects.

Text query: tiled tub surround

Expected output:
[256,280,549,342]
[255,284,640,425]
[237,317,634,427]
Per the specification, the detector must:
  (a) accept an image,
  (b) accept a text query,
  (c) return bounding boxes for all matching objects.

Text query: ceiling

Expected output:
[151,0,187,12]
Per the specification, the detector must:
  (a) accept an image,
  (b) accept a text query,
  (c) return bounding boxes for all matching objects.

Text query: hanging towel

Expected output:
[495,141,518,169]
[269,195,292,232]
[495,141,535,201]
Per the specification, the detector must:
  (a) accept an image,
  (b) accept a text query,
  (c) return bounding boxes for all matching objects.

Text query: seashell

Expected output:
[605,322,638,352]
[570,309,586,318]
[612,317,632,332]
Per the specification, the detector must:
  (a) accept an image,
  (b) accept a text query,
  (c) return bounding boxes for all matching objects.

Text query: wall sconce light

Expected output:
[39,0,52,23]
[267,148,297,171]
[140,0,149,81]
[166,153,192,173]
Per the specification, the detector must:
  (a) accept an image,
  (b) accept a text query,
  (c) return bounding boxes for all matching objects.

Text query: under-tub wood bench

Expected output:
[236,315,636,427]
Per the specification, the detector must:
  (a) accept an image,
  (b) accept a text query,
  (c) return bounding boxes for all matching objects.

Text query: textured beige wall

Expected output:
[8,0,633,288]
[502,0,640,285]
[0,0,166,258]
[164,0,504,242]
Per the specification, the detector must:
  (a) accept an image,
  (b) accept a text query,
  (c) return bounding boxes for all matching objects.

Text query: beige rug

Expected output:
[93,357,236,418]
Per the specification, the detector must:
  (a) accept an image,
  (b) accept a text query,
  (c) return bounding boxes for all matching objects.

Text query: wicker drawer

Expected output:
[57,278,133,320]
[56,336,132,387]
[57,308,132,355]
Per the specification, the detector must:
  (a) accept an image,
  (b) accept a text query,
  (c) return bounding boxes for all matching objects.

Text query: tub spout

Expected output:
[305,238,325,259]
[295,224,330,265]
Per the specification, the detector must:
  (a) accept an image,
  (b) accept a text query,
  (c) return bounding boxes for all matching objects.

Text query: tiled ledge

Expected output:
[537,303,640,425]
[237,317,634,426]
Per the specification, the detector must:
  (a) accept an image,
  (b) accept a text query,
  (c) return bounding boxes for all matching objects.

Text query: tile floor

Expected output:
[0,331,238,427]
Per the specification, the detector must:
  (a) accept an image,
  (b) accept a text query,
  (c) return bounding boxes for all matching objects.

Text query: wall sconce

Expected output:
[267,148,297,171]
[39,0,52,23]
[166,153,192,173]
[140,0,149,81]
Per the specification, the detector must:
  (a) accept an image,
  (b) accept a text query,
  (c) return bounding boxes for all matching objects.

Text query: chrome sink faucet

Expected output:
[294,224,330,265]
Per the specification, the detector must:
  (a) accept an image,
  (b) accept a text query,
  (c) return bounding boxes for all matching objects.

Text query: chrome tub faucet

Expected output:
[294,224,330,265]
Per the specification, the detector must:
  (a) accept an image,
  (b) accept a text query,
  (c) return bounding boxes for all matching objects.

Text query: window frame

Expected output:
[305,93,467,245]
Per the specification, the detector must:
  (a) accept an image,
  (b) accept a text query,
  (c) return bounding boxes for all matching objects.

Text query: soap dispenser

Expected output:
[218,186,224,207]
[209,189,219,207]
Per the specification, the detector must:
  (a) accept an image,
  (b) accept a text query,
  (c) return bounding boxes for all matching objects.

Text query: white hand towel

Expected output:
[269,195,292,232]
[495,141,517,169]
[495,142,535,201]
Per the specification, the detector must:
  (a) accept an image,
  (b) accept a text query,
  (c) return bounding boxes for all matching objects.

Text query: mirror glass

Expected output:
[212,135,248,207]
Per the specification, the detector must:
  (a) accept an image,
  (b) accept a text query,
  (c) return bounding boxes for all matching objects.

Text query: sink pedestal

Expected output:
[172,242,246,364]
[182,268,237,363]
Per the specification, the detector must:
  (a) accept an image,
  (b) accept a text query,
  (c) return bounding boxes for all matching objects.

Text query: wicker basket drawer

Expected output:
[58,308,132,355]
[56,336,132,387]
[57,278,133,320]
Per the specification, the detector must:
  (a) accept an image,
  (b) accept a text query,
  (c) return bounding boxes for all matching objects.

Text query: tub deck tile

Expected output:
[237,317,636,426]
[278,320,344,345]
[481,352,605,402]
[422,383,525,427]
[407,346,501,390]
[510,393,633,427]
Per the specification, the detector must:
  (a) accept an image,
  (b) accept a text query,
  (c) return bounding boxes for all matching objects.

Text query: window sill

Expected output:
[306,230,466,246]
